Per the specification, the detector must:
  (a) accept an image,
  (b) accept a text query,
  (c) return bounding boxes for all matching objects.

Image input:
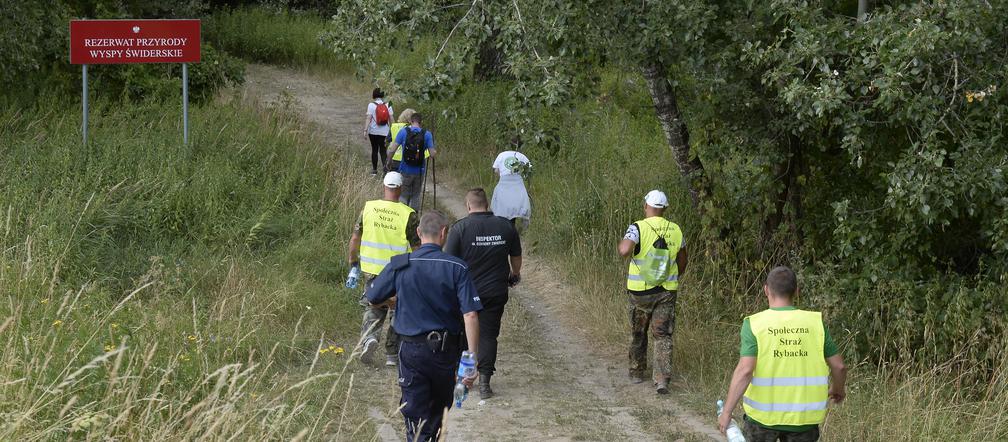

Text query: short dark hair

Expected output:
[409,112,422,125]
[465,188,488,209]
[766,266,797,298]
[418,210,448,238]
[372,88,384,99]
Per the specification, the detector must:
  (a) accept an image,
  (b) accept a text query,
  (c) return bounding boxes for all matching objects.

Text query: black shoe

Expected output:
[479,374,495,399]
[655,378,670,394]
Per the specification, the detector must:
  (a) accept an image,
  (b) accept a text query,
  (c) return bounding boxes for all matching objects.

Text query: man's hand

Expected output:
[508,273,521,287]
[829,385,846,403]
[460,361,478,388]
[718,410,732,435]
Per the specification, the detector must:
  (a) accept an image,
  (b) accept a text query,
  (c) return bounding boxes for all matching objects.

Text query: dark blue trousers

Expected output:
[398,340,459,442]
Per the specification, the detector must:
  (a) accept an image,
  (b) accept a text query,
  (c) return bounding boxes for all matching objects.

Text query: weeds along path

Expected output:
[242,64,721,442]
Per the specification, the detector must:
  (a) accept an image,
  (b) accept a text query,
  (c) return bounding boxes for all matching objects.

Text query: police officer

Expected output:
[445,188,522,399]
[617,190,687,394]
[719,266,847,442]
[347,171,420,366]
[367,211,482,442]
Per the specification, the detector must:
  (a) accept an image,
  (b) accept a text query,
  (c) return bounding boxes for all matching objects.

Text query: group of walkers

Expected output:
[348,89,846,442]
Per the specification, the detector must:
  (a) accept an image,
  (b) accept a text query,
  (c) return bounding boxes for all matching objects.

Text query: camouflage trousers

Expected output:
[743,416,820,442]
[627,290,677,382]
[358,276,400,357]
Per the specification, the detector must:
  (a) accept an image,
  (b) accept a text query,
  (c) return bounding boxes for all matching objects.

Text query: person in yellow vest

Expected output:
[719,266,848,442]
[347,171,420,366]
[617,190,687,394]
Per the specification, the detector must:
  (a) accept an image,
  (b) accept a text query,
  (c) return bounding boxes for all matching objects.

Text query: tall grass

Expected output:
[204,8,347,71]
[0,96,381,439]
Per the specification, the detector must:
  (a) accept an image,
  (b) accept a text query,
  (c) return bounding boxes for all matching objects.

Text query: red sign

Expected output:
[70,19,200,64]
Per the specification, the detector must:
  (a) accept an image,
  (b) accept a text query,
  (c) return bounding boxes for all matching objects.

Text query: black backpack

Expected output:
[403,128,426,167]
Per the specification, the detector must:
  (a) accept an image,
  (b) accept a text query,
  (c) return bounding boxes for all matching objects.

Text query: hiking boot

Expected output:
[360,338,379,365]
[479,374,494,399]
[655,378,670,395]
[629,374,645,384]
[385,355,398,367]
[370,170,378,177]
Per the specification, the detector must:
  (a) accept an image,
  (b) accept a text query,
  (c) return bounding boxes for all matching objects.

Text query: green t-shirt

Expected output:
[739,306,838,433]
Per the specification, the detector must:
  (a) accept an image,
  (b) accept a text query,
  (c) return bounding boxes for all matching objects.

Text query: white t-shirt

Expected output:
[366,99,393,136]
[492,151,530,176]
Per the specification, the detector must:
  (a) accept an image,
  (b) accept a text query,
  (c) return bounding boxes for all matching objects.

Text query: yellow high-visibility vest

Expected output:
[743,309,830,426]
[626,216,682,292]
[359,199,414,276]
[391,124,431,162]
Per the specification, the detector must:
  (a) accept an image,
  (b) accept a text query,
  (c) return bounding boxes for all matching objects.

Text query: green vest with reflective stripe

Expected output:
[359,199,414,276]
[626,216,682,292]
[743,309,830,426]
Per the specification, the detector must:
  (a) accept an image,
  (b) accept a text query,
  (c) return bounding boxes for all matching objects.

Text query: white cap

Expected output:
[644,190,668,208]
[383,171,403,188]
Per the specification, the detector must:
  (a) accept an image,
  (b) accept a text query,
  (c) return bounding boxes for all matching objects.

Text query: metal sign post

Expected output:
[182,63,188,144]
[70,19,201,145]
[82,64,88,144]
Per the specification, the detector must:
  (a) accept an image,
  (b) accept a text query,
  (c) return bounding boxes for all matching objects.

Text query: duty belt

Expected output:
[402,330,461,352]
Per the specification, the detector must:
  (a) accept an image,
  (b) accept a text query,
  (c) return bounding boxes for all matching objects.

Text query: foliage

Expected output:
[0,0,244,105]
[0,97,377,438]
[322,0,1008,371]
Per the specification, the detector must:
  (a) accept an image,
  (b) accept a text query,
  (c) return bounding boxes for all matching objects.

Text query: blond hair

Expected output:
[398,108,417,123]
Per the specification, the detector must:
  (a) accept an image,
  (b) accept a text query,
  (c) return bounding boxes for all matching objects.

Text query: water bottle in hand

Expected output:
[345,264,361,289]
[453,351,477,408]
[717,400,746,442]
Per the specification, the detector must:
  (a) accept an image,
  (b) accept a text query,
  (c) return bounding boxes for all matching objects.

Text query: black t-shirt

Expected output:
[444,212,522,298]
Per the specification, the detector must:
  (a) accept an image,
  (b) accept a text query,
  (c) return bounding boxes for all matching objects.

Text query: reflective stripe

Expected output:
[624,274,681,280]
[361,241,408,252]
[750,376,829,387]
[743,397,828,413]
[360,256,390,266]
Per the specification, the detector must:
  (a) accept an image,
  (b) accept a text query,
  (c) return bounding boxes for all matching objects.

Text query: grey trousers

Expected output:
[399,173,424,212]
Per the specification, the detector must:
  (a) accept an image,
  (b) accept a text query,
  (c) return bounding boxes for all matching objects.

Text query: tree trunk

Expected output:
[857,0,871,22]
[474,28,505,80]
[763,135,806,247]
[640,58,705,208]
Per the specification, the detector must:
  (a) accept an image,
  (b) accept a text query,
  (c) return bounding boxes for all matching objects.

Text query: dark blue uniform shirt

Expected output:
[367,243,483,336]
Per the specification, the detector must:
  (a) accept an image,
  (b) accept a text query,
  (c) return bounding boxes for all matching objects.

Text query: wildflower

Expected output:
[110,323,119,330]
[104,344,115,352]
[52,319,63,328]
[966,92,974,103]
[333,346,345,355]
[305,305,312,310]
[40,299,48,305]
[187,335,197,342]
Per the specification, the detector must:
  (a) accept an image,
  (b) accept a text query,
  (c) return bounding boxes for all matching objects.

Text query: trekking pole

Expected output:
[419,157,429,215]
[431,157,437,207]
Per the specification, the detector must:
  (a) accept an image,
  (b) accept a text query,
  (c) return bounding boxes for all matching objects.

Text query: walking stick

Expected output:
[419,157,429,215]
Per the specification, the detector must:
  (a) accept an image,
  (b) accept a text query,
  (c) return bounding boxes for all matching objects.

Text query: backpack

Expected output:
[403,128,426,167]
[374,102,390,126]
[638,222,672,287]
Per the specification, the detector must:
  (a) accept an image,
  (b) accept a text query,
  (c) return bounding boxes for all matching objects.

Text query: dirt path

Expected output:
[242,64,722,442]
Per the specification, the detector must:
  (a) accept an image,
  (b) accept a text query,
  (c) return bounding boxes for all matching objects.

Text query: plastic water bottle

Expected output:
[345,264,361,289]
[453,351,477,408]
[717,400,746,442]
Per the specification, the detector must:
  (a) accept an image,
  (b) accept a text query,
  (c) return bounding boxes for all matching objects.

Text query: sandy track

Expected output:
[241,63,722,442]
